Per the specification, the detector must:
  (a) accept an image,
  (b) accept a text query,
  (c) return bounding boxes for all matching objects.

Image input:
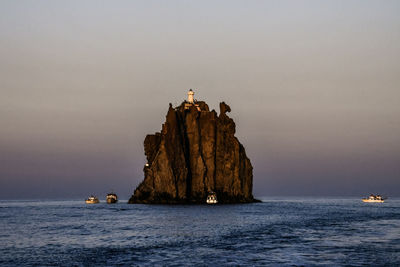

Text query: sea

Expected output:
[1,197,399,266]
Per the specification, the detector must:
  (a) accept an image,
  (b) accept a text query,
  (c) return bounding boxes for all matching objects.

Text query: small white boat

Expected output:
[362,194,385,203]
[206,192,218,204]
[85,195,100,204]
[106,193,118,204]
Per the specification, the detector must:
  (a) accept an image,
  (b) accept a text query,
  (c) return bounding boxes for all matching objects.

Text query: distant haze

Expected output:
[1,1,399,199]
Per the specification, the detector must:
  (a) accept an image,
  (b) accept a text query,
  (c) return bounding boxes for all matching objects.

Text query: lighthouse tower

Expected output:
[187,89,194,103]
[184,89,201,111]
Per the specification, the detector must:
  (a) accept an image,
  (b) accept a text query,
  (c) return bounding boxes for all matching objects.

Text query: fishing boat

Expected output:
[206,191,218,204]
[85,195,100,204]
[106,193,118,204]
[362,194,385,203]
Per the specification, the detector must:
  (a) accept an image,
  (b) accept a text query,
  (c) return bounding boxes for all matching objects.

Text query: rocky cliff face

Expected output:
[128,101,255,204]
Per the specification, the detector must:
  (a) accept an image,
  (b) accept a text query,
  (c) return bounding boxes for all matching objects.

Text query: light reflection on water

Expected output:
[1,198,399,266]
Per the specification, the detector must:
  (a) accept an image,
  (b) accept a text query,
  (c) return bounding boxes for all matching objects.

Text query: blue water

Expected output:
[1,198,399,266]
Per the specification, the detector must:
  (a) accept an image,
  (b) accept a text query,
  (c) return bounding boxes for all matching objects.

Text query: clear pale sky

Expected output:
[1,1,399,199]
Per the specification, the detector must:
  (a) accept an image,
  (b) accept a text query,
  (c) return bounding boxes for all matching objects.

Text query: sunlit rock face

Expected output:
[128,101,255,204]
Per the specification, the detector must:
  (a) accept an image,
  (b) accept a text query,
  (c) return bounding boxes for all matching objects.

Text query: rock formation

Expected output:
[128,97,256,204]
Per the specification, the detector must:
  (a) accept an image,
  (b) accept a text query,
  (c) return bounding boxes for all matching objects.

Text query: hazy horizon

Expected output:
[1,1,399,199]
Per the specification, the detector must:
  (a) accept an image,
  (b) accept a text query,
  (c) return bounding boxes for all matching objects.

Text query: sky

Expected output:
[1,0,399,199]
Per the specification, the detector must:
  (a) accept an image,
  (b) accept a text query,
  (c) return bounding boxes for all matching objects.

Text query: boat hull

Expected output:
[85,199,99,204]
[362,199,384,203]
[106,198,118,204]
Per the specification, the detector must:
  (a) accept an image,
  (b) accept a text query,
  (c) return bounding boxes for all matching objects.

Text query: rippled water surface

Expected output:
[1,198,399,266]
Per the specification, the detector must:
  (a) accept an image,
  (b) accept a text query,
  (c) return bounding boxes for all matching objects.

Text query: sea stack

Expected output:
[128,90,256,204]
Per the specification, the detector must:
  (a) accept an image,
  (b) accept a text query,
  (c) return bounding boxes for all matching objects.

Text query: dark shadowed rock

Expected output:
[128,99,256,204]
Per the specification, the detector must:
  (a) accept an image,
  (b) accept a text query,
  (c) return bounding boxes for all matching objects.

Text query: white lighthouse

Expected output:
[187,89,195,103]
[184,89,201,111]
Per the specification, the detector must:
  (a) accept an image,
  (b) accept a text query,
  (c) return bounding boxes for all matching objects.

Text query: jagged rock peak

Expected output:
[129,93,256,204]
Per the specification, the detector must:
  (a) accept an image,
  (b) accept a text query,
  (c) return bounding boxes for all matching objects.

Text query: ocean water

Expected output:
[0,198,399,266]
